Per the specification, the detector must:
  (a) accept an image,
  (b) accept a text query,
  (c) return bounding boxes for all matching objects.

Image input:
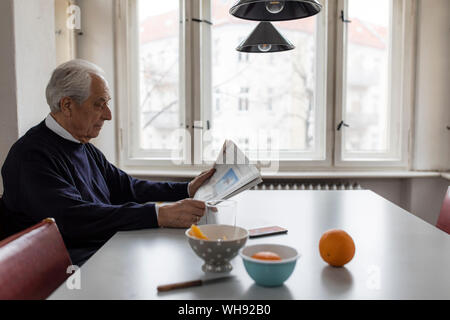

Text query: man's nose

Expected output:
[103,105,112,121]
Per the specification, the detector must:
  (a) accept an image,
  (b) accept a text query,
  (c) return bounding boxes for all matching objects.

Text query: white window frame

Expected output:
[114,0,416,173]
[334,0,416,169]
[116,0,196,170]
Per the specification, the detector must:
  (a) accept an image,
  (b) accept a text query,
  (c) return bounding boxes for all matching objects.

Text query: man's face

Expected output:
[69,74,112,143]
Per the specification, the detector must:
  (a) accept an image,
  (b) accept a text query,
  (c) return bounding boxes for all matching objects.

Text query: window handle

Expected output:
[337,120,350,131]
[340,10,352,23]
[191,18,213,25]
[191,121,211,130]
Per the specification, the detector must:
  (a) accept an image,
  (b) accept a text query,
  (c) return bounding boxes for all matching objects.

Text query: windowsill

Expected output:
[126,169,447,180]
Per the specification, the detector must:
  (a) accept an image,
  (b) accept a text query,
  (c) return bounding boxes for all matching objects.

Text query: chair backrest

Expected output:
[0,218,72,299]
[436,187,450,234]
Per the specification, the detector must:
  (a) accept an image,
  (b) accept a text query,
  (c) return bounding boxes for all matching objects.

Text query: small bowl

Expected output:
[186,224,249,273]
[239,244,300,287]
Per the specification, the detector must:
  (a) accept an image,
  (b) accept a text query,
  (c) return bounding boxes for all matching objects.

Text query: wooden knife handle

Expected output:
[157,279,203,292]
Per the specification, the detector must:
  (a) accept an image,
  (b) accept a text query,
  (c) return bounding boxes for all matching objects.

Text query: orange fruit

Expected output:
[251,251,282,261]
[319,229,355,267]
[189,224,209,240]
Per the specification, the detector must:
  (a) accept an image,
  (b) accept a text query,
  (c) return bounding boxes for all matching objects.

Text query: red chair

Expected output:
[0,218,72,299]
[436,187,450,234]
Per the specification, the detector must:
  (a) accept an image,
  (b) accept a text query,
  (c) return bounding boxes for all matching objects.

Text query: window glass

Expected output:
[342,0,396,159]
[137,0,181,157]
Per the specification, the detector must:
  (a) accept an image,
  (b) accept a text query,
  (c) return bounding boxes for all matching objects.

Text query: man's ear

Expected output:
[60,97,73,116]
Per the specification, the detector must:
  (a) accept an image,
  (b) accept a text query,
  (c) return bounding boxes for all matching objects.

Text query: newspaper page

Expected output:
[194,140,262,202]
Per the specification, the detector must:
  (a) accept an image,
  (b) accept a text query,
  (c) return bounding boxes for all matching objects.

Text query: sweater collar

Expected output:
[45,113,81,144]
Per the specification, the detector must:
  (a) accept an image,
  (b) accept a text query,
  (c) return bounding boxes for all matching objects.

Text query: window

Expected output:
[237,38,250,63]
[206,0,327,163]
[335,0,414,166]
[267,137,272,151]
[116,0,415,171]
[238,52,249,63]
[122,0,184,162]
[267,88,273,111]
[215,89,221,112]
[340,0,398,160]
[238,87,249,111]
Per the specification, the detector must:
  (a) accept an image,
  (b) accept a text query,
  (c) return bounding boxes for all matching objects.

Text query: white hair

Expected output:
[46,59,105,112]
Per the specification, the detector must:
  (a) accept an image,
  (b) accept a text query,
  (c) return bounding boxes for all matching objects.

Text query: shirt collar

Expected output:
[45,113,81,144]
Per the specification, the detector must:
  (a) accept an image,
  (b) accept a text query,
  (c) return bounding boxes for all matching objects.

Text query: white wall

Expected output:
[0,0,56,194]
[14,0,56,136]
[405,177,449,225]
[76,0,117,165]
[361,177,448,226]
[0,0,19,183]
[413,0,450,171]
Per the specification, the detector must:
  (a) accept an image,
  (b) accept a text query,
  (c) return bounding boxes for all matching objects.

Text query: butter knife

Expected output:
[157,275,234,292]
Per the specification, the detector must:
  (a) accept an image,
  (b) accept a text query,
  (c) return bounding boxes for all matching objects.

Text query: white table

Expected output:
[49,190,450,300]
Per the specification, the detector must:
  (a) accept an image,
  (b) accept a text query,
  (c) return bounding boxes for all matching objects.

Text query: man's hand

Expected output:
[188,168,216,198]
[157,199,206,228]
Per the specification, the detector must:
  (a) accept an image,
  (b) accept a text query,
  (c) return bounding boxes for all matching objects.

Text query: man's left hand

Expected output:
[188,168,216,197]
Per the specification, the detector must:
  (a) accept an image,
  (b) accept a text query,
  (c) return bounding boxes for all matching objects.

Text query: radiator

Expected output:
[252,182,363,190]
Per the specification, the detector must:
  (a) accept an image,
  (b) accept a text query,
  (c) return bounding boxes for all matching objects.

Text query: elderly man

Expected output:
[1,59,214,266]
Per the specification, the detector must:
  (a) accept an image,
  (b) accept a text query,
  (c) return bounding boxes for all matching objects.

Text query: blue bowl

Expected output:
[239,244,300,287]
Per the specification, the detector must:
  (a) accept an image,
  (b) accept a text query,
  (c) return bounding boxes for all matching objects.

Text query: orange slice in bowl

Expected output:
[251,251,282,261]
[189,224,209,240]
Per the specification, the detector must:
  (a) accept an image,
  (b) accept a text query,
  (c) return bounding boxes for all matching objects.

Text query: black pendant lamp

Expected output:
[236,21,294,53]
[230,0,322,21]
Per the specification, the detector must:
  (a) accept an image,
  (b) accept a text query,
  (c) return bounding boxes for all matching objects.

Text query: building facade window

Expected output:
[238,87,249,111]
[267,87,273,111]
[214,88,221,112]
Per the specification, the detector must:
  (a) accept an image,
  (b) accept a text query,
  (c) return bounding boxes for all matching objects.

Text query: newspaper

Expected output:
[193,140,263,202]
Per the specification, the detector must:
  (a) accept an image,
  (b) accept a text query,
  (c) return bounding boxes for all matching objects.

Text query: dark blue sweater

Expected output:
[1,120,189,265]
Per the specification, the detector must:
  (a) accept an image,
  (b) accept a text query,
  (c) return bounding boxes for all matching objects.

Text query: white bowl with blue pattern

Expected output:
[186,224,248,273]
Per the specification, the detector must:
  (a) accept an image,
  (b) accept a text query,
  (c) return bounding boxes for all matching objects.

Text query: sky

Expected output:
[349,0,390,25]
[139,0,178,21]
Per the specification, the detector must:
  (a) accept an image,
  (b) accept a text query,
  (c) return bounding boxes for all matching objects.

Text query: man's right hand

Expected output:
[157,199,206,228]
